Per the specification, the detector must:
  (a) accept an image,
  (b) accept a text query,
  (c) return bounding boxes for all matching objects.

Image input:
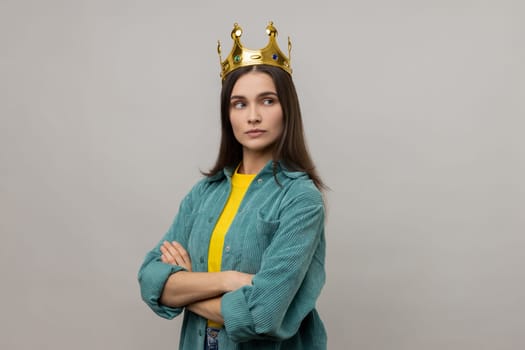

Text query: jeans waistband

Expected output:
[205,327,220,350]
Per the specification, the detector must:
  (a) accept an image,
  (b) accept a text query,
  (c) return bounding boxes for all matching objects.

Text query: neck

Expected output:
[239,151,272,174]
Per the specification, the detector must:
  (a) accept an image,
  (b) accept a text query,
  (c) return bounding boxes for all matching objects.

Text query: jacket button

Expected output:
[225,246,230,252]
[257,178,263,184]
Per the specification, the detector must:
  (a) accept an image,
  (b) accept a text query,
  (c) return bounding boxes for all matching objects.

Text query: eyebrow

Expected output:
[230,91,278,100]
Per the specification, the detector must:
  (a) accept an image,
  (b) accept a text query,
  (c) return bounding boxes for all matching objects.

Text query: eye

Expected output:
[231,100,246,109]
[262,98,275,105]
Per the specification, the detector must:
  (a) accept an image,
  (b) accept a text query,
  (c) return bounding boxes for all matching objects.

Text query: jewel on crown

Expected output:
[217,21,292,80]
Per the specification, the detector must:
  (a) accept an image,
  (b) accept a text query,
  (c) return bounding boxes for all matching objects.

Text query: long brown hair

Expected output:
[204,65,326,191]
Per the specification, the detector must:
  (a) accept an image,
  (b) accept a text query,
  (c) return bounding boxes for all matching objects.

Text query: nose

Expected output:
[247,105,261,124]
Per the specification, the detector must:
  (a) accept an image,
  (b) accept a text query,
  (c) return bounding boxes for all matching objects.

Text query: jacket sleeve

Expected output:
[221,186,326,342]
[137,186,198,319]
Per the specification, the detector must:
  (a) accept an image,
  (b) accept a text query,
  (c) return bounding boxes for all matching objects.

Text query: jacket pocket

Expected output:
[241,211,280,273]
[183,212,198,232]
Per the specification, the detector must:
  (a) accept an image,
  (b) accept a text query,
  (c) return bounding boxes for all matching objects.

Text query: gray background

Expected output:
[1,0,524,349]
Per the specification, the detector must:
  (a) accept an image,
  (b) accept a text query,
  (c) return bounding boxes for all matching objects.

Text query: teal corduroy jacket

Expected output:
[138,161,327,349]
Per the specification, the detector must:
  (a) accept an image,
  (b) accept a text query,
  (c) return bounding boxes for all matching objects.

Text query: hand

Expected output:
[160,241,192,272]
[222,271,254,292]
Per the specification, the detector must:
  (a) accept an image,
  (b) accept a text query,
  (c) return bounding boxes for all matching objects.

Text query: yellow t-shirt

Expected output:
[207,168,255,327]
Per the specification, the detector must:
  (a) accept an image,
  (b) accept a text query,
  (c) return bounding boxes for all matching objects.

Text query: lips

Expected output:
[246,129,266,137]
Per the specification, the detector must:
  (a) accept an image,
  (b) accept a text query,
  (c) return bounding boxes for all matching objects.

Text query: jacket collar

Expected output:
[205,160,305,182]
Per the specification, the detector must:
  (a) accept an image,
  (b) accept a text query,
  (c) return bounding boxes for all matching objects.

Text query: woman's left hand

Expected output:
[160,240,192,272]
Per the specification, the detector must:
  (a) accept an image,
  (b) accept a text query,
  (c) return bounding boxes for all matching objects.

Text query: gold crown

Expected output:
[217,21,292,80]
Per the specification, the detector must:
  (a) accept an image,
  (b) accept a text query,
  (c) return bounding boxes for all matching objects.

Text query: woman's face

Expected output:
[229,70,284,160]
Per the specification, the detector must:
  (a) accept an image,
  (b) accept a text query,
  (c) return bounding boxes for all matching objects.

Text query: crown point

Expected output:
[266,21,277,37]
[232,23,242,39]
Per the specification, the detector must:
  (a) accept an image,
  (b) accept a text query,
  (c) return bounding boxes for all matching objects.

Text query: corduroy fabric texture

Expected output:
[138,160,327,349]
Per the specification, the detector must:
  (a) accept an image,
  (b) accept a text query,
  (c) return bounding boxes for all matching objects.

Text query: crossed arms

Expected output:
[158,240,253,324]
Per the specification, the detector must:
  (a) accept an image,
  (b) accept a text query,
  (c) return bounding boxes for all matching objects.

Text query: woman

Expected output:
[138,22,327,350]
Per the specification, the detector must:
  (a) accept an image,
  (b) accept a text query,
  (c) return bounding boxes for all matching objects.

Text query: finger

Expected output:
[161,241,171,255]
[161,254,173,265]
[171,241,191,265]
[165,242,189,267]
[163,241,183,264]
[160,245,176,264]
[160,245,170,259]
